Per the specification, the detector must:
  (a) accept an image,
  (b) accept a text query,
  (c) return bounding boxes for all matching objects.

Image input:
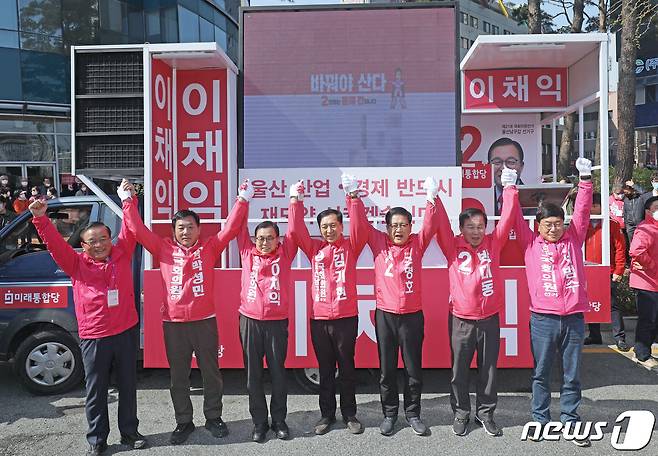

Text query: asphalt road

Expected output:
[1,338,658,455]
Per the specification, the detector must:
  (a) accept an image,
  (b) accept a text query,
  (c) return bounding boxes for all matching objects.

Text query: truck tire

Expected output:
[294,368,322,393]
[14,330,84,395]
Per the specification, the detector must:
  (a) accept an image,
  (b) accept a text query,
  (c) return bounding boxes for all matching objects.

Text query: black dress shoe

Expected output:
[584,336,602,345]
[120,431,148,449]
[205,417,229,438]
[170,422,195,445]
[86,442,107,456]
[271,421,290,440]
[252,423,269,443]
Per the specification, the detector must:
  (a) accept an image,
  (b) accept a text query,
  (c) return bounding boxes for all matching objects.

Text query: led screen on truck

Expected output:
[242,6,457,168]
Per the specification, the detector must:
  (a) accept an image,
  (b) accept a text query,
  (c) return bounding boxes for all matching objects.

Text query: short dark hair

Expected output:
[171,209,200,228]
[81,222,111,239]
[317,208,343,227]
[536,202,565,223]
[644,196,658,211]
[459,208,487,228]
[487,137,524,163]
[592,193,601,206]
[254,220,280,237]
[385,207,412,225]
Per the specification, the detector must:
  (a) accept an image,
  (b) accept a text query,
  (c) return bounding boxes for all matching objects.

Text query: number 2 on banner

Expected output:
[460,126,492,189]
[460,126,481,163]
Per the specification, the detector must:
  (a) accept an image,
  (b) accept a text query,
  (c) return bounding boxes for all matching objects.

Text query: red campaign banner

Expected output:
[176,69,228,221]
[464,68,567,110]
[460,125,492,189]
[143,266,610,370]
[151,59,175,221]
[1,286,68,309]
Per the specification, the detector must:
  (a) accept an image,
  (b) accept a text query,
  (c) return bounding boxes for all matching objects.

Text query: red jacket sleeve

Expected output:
[213,199,249,252]
[122,196,164,256]
[114,199,137,256]
[418,198,441,253]
[567,180,593,246]
[433,194,456,262]
[629,223,657,273]
[282,207,299,260]
[347,196,369,255]
[237,216,254,254]
[611,221,626,275]
[32,215,80,278]
[288,199,319,260]
[493,186,519,249]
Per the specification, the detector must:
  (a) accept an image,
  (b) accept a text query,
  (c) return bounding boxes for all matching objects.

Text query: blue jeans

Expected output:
[530,312,585,425]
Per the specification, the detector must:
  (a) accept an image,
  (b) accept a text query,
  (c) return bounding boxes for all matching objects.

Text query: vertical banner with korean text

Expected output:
[176,69,228,228]
[151,59,174,222]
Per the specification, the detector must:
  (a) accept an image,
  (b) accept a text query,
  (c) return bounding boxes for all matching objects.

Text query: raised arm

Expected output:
[417,177,442,253]
[347,195,369,255]
[493,185,519,246]
[29,200,79,278]
[432,191,456,260]
[214,199,249,251]
[122,195,164,256]
[288,196,319,260]
[566,180,593,245]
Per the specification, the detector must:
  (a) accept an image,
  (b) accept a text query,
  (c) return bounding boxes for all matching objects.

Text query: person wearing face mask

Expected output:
[513,157,593,447]
[609,184,625,229]
[288,176,369,436]
[62,182,77,197]
[0,175,13,204]
[28,196,145,456]
[236,187,299,443]
[29,186,42,203]
[13,190,29,214]
[434,167,519,438]
[629,196,658,370]
[622,184,643,242]
[121,179,249,445]
[40,177,53,196]
[14,178,29,199]
[357,177,441,437]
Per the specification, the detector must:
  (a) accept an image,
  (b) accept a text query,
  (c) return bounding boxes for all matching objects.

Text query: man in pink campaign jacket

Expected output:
[237,190,299,443]
[359,175,441,437]
[435,167,519,438]
[29,198,146,456]
[288,176,369,435]
[120,179,250,445]
[513,157,594,448]
[629,196,658,370]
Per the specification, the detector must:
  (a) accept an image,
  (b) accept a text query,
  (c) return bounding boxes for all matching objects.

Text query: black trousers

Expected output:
[375,309,424,418]
[634,289,658,361]
[588,280,626,342]
[79,325,139,446]
[162,317,224,424]
[310,316,358,419]
[449,313,500,420]
[239,315,288,425]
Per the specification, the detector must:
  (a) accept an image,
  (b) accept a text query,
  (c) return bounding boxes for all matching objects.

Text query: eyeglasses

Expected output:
[388,223,410,230]
[255,236,276,243]
[489,158,520,167]
[82,237,110,246]
[539,222,563,230]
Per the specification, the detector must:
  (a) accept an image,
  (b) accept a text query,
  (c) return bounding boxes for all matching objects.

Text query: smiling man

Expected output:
[29,198,145,456]
[288,176,369,436]
[359,176,442,437]
[121,179,250,446]
[488,137,525,216]
[435,167,519,438]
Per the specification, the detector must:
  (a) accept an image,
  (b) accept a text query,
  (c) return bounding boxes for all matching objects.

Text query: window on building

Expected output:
[0,1,18,31]
[470,16,478,28]
[461,37,470,49]
[492,25,500,34]
[200,17,214,42]
[178,5,199,43]
[483,21,491,33]
[162,7,178,42]
[647,84,657,103]
[0,30,19,48]
[504,30,512,35]
[461,12,469,25]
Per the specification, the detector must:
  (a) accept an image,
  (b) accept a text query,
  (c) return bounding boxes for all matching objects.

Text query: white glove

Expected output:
[500,167,518,188]
[238,179,254,202]
[117,179,132,201]
[423,176,439,203]
[341,173,358,195]
[289,180,305,200]
[575,157,592,176]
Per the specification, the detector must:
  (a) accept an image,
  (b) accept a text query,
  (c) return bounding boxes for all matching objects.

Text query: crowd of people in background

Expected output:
[0,175,92,218]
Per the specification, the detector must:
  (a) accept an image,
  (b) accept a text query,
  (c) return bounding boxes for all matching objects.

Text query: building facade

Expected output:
[0,0,238,197]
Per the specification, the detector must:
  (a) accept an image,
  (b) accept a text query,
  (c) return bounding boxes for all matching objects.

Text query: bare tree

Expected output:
[528,0,542,33]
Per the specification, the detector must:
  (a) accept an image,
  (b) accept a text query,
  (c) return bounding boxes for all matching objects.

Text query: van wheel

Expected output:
[14,330,84,395]
[294,368,321,393]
